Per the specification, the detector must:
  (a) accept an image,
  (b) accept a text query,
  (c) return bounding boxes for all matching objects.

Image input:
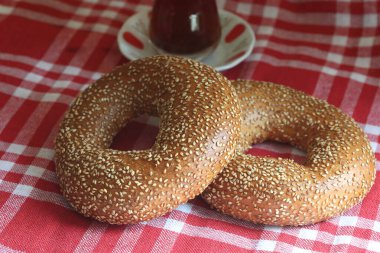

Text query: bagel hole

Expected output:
[246,141,306,164]
[110,115,160,151]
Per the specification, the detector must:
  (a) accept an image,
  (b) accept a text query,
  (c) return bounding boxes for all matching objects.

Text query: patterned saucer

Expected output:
[118,9,255,71]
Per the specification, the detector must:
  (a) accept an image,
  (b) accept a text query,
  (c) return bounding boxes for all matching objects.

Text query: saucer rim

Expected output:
[213,9,255,71]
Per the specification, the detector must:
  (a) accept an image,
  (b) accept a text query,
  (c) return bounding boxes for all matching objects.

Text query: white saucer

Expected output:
[117,10,255,71]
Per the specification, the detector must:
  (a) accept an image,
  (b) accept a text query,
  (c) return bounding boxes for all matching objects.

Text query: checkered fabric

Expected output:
[0,0,379,252]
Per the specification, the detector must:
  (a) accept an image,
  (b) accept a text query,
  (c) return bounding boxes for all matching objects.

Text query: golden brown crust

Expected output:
[55,56,241,224]
[202,80,376,226]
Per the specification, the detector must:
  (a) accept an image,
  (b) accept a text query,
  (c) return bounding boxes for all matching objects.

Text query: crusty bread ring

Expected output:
[202,80,375,226]
[55,56,241,224]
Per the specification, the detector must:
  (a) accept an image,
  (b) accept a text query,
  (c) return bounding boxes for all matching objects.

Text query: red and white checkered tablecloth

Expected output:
[0,0,379,252]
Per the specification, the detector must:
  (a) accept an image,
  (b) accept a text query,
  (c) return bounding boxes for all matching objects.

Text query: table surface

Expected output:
[0,0,379,252]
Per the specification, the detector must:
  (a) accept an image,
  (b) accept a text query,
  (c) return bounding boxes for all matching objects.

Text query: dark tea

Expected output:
[149,0,221,55]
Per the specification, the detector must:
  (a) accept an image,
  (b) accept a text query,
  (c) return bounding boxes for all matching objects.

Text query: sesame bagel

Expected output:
[55,56,241,224]
[202,80,375,226]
